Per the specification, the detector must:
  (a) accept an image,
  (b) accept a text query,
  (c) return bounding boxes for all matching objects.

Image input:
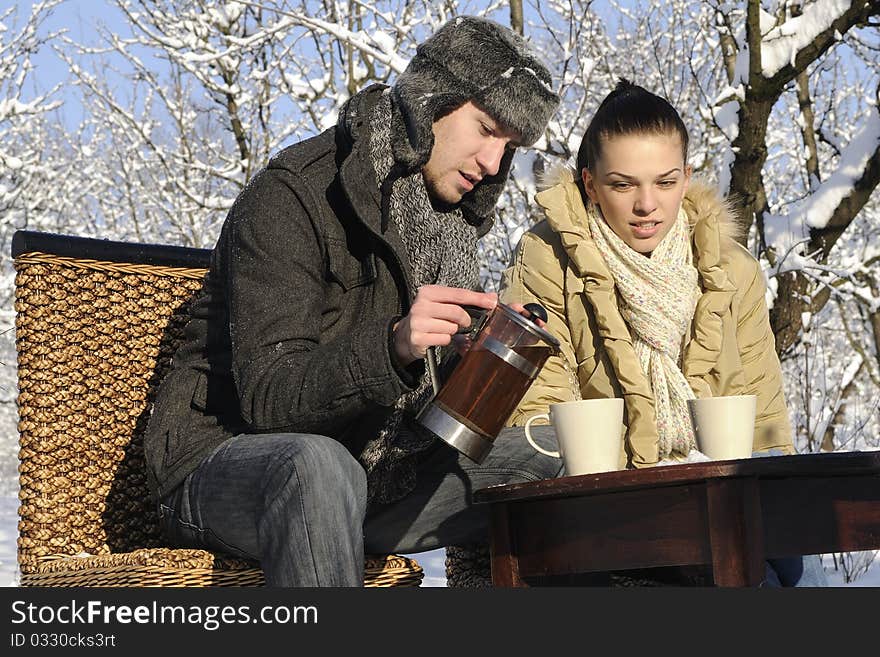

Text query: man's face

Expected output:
[422,101,521,206]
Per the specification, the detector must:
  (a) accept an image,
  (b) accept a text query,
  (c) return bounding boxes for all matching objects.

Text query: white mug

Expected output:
[687,394,756,460]
[524,398,625,475]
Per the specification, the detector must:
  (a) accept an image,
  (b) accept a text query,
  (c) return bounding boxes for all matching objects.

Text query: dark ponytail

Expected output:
[576,78,689,173]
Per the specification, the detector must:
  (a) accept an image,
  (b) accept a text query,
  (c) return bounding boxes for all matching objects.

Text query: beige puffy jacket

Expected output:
[499,172,794,467]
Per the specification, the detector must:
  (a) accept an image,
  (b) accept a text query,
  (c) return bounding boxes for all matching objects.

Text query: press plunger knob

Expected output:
[523,303,548,324]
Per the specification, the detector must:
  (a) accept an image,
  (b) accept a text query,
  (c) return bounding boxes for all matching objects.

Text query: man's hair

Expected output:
[576,78,689,172]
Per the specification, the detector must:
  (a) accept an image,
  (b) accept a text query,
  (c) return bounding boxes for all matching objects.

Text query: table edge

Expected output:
[473,451,880,504]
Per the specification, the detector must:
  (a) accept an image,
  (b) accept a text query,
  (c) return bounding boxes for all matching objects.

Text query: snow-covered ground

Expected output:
[2,494,877,588]
[1,495,20,587]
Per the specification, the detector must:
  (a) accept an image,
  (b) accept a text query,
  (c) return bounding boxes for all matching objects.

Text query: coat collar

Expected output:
[337,84,386,234]
[334,85,417,301]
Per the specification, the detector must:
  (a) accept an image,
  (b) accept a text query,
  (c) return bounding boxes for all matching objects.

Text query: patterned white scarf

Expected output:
[587,202,702,457]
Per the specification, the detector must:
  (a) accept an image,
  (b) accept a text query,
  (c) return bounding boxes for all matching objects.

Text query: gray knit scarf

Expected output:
[358,90,480,505]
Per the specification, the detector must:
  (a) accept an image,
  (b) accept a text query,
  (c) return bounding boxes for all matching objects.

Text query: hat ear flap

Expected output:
[391,59,466,172]
[390,96,429,171]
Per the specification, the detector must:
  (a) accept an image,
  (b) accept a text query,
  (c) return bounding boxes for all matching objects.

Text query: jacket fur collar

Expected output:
[535,163,743,246]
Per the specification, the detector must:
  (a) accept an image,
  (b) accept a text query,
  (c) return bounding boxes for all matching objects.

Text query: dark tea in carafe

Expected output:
[433,345,547,438]
[417,303,559,463]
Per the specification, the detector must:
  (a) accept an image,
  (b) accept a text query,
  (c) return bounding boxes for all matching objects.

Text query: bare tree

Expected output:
[0,0,71,493]
[0,0,67,256]
[719,1,880,358]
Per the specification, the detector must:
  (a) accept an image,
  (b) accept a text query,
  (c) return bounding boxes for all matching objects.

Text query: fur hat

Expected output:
[390,16,560,172]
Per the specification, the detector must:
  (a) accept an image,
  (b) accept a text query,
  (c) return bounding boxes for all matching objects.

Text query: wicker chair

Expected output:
[11,230,423,587]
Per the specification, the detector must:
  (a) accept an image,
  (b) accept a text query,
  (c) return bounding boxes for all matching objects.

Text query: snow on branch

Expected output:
[760,0,855,78]
[0,0,64,123]
[240,1,411,73]
[802,112,880,230]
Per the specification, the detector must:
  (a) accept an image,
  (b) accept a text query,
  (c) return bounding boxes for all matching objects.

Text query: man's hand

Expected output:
[392,285,497,366]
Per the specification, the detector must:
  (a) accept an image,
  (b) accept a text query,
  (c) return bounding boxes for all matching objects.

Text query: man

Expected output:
[144,15,561,586]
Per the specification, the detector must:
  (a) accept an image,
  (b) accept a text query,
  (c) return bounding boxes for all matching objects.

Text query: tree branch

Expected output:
[808,122,880,260]
[510,0,523,35]
[761,0,878,97]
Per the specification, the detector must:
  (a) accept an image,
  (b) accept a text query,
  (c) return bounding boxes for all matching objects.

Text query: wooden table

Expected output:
[473,451,880,586]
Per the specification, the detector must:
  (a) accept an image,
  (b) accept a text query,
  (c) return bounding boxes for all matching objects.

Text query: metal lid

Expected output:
[497,302,560,348]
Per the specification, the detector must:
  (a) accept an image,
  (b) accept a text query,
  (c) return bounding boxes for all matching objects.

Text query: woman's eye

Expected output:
[658,180,675,188]
[612,182,631,191]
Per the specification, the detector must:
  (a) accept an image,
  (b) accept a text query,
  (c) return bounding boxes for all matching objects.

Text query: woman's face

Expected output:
[582,132,691,256]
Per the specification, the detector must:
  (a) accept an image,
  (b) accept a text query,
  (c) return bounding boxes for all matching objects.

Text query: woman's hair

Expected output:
[576,78,689,172]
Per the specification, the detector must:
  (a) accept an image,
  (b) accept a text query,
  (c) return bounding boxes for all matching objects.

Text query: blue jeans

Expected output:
[157,426,563,586]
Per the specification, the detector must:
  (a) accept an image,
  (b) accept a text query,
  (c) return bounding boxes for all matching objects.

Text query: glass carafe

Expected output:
[417,302,559,463]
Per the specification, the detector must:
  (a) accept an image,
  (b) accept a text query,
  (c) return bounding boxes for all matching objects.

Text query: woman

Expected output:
[500,79,825,586]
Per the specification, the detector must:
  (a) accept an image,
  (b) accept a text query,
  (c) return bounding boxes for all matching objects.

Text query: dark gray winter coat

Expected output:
[144,85,494,499]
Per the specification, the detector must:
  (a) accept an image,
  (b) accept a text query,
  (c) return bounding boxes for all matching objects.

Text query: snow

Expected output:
[761,111,880,262]
[802,113,880,230]
[369,29,396,55]
[711,98,740,194]
[760,0,852,78]
[824,550,880,587]
[712,100,740,142]
[1,495,21,587]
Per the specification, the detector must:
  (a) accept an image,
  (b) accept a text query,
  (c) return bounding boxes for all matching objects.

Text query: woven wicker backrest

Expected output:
[13,231,211,571]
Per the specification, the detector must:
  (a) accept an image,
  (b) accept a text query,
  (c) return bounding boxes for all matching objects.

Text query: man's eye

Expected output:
[612,182,631,190]
[479,123,494,136]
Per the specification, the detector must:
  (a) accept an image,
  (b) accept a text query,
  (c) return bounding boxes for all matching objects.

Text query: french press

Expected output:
[417,302,560,464]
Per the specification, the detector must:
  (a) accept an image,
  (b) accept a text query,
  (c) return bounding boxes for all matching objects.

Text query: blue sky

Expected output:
[13,1,132,126]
